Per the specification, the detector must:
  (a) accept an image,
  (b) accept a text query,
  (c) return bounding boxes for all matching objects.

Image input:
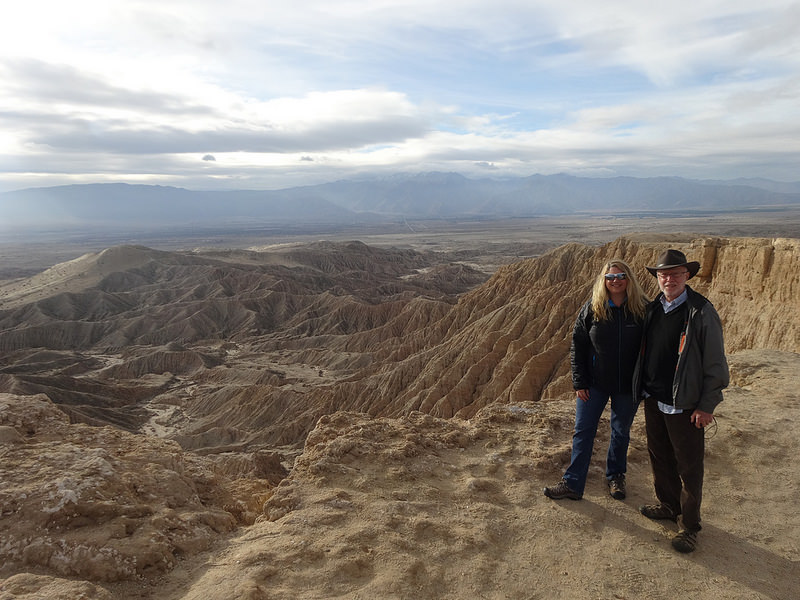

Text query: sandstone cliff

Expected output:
[314,235,799,423]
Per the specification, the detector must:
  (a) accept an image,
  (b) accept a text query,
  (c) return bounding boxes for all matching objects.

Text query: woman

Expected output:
[544,259,648,501]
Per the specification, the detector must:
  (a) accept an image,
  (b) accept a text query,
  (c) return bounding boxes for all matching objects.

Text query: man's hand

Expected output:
[576,389,590,402]
[690,409,714,428]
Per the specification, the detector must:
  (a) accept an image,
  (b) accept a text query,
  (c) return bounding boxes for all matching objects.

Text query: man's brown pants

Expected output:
[643,398,705,531]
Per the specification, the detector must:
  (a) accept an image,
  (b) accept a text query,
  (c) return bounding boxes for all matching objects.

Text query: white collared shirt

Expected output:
[660,288,688,313]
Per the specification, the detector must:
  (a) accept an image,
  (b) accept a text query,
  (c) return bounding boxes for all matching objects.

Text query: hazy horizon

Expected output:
[3,172,800,236]
[3,171,800,196]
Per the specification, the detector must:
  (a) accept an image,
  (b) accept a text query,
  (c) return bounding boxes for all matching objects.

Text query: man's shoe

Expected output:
[543,479,582,500]
[608,474,626,500]
[639,503,678,522]
[672,529,698,553]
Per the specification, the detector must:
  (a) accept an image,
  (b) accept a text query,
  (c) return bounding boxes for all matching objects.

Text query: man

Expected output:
[633,249,729,554]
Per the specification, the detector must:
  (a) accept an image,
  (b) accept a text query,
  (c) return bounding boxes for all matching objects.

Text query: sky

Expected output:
[1,0,799,192]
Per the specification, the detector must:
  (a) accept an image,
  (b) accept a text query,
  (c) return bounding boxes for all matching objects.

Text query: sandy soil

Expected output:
[91,349,797,600]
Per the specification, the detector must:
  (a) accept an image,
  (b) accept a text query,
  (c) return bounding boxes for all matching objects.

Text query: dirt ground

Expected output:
[89,349,797,600]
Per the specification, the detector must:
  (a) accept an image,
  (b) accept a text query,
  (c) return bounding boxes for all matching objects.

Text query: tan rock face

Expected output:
[317,236,800,421]
[0,573,113,600]
[0,393,274,582]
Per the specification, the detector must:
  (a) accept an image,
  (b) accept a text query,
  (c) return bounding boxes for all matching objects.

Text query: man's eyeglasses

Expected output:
[657,270,689,280]
[604,273,627,280]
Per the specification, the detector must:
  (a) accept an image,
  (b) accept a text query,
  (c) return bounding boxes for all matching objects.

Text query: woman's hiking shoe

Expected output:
[672,529,699,553]
[639,503,678,522]
[608,474,626,500]
[543,479,582,500]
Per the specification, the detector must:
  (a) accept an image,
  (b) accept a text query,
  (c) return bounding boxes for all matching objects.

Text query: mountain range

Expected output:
[2,173,800,230]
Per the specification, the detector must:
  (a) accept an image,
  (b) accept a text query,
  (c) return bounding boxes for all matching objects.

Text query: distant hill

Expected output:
[308,172,800,215]
[2,173,799,231]
[702,177,800,194]
[0,183,366,230]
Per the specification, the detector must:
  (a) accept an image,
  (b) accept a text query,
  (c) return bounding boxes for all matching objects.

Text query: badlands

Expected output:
[0,213,799,600]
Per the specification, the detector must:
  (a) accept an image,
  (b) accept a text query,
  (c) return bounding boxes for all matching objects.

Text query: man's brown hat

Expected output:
[646,249,700,279]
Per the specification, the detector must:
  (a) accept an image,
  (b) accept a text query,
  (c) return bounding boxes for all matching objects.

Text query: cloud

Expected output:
[1,59,208,114]
[0,1,799,191]
[3,87,433,156]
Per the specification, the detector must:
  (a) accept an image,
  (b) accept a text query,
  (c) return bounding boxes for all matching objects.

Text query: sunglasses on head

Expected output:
[604,273,627,280]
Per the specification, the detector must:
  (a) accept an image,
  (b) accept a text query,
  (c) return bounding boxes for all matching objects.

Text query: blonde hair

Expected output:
[590,258,649,322]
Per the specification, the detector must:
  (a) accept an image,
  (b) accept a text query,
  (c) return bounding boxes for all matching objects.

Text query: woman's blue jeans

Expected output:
[562,387,636,495]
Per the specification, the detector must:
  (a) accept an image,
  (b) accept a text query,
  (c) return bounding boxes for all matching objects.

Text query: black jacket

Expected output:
[571,300,644,395]
[632,286,728,412]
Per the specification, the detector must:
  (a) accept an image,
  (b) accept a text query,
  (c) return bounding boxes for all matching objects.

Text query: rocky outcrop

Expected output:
[313,236,799,423]
[0,393,275,582]
[0,573,114,600]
